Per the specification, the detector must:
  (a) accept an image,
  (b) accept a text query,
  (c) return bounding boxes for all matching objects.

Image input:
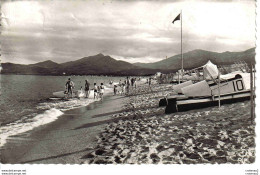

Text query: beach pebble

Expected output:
[199,138,218,147]
[186,138,193,145]
[156,144,166,151]
[214,157,228,164]
[216,150,225,157]
[81,153,95,159]
[158,148,175,158]
[184,152,201,160]
[95,149,106,156]
[94,159,111,164]
[114,156,121,163]
[150,153,160,163]
[217,140,225,147]
[249,156,255,163]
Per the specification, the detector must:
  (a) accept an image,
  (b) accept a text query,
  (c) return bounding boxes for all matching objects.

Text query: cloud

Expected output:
[1,0,255,64]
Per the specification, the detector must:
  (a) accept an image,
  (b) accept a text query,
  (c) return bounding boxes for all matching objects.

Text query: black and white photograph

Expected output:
[0,0,259,174]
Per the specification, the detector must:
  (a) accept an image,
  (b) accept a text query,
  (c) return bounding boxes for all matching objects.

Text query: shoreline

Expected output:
[0,94,128,164]
[0,84,115,148]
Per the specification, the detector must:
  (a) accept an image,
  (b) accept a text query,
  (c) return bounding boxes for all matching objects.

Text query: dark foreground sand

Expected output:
[82,84,255,164]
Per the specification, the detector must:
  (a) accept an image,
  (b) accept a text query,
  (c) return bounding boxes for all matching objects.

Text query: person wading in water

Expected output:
[93,83,98,99]
[85,80,90,98]
[65,78,74,98]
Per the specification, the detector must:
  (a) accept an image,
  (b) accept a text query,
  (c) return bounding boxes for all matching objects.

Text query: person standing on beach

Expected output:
[65,78,74,98]
[148,77,152,86]
[114,85,117,95]
[131,77,134,87]
[94,83,98,99]
[134,78,137,88]
[100,83,105,100]
[148,77,152,91]
[126,77,130,95]
[121,83,125,95]
[85,80,90,98]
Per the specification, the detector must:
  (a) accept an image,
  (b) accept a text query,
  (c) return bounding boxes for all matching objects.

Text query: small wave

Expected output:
[0,108,63,148]
[37,98,97,111]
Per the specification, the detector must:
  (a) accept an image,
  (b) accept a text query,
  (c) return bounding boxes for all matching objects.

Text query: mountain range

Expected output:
[1,48,255,76]
[134,47,255,70]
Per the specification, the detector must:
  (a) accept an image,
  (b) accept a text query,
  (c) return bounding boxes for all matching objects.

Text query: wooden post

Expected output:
[253,65,255,120]
[178,71,180,84]
[250,64,254,124]
[218,72,221,108]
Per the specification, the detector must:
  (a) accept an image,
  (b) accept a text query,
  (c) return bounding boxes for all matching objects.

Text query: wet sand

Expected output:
[82,84,255,164]
[0,95,128,164]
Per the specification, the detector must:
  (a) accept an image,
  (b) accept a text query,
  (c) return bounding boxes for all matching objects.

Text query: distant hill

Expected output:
[31,60,60,69]
[134,48,255,70]
[1,48,255,76]
[59,53,140,75]
[1,54,157,76]
[1,63,52,75]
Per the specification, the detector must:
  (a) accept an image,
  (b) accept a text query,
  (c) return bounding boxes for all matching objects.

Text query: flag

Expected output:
[172,13,180,24]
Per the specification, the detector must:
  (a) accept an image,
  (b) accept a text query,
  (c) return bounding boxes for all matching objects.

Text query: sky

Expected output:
[0,0,256,64]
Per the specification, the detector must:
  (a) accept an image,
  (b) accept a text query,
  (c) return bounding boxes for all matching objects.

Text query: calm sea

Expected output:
[0,74,123,147]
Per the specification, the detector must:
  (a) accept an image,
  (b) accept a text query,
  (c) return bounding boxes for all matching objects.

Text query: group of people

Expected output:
[113,77,137,95]
[65,76,144,99]
[65,78,105,100]
[93,82,105,100]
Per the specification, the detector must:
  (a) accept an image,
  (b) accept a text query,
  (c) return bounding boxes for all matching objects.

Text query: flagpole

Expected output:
[172,11,183,84]
[181,10,183,81]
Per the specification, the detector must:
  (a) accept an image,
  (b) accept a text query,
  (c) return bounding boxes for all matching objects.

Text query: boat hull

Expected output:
[159,94,186,107]
[165,90,251,114]
[158,81,193,107]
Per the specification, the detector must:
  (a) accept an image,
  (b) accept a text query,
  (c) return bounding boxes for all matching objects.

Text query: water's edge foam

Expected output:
[0,108,63,147]
[0,85,115,148]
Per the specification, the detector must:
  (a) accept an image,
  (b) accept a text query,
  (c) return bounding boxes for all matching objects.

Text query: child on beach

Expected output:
[77,86,85,98]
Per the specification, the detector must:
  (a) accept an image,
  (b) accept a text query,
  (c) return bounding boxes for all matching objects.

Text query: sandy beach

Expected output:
[81,83,255,164]
[0,82,255,164]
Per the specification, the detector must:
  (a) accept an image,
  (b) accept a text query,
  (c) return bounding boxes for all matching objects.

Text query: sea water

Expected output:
[0,74,123,147]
